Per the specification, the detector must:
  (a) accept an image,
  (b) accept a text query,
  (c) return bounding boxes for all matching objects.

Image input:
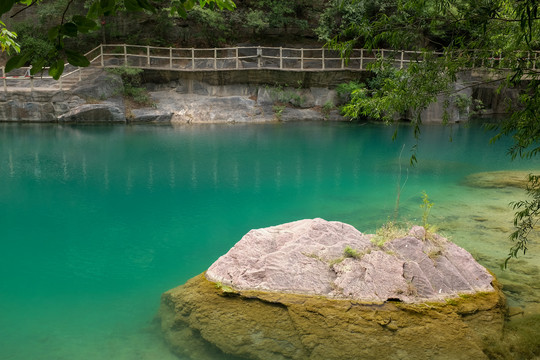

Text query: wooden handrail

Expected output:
[97,44,540,72]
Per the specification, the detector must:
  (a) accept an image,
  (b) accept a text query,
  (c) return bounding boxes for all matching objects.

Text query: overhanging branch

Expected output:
[10,0,39,18]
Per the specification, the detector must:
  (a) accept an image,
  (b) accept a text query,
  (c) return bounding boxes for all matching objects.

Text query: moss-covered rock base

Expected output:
[160,273,506,360]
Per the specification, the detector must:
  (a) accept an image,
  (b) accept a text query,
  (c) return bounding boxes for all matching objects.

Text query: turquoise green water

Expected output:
[0,121,539,359]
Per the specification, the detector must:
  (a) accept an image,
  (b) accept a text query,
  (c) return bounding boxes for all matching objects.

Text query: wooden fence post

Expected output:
[280,47,283,69]
[360,49,364,70]
[100,45,104,67]
[170,47,173,69]
[257,46,261,69]
[191,48,195,70]
[301,48,304,70]
[214,48,217,70]
[2,67,6,92]
[400,50,404,69]
[123,44,127,66]
[322,48,325,70]
[147,46,150,66]
[236,48,239,69]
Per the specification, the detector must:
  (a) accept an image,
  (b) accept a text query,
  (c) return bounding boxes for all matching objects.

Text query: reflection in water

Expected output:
[168,159,176,189]
[148,162,154,191]
[126,166,133,194]
[82,155,87,183]
[62,152,69,181]
[34,151,41,179]
[254,159,261,192]
[190,160,197,189]
[104,164,109,191]
[8,150,14,177]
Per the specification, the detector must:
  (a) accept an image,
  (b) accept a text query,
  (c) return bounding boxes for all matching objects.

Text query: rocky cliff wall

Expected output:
[0,70,345,123]
[0,69,519,123]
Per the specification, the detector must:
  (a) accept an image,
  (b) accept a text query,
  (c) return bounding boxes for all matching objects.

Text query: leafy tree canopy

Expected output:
[0,0,236,78]
[326,0,539,263]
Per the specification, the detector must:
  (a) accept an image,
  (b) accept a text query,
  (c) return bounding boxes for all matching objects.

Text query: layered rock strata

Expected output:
[160,218,506,360]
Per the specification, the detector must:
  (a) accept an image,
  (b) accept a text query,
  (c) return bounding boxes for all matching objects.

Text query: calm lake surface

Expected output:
[1,121,539,359]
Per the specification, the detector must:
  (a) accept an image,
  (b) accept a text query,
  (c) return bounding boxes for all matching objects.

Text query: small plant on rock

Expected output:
[321,100,335,119]
[342,246,359,259]
[273,105,285,121]
[107,66,153,107]
[214,282,234,293]
[420,191,434,229]
[371,222,407,247]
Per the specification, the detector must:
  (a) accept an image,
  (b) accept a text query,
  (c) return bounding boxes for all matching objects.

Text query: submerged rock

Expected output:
[462,170,534,189]
[160,218,506,360]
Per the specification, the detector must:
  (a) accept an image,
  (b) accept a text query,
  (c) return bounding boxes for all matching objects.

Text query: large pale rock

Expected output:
[280,108,325,121]
[0,100,55,121]
[160,218,506,360]
[71,70,123,101]
[0,90,82,122]
[151,92,273,123]
[58,99,125,123]
[206,218,494,302]
[129,108,173,123]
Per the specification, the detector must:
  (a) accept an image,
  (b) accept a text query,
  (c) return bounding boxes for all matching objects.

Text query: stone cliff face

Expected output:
[0,69,344,123]
[0,69,515,123]
[160,218,507,360]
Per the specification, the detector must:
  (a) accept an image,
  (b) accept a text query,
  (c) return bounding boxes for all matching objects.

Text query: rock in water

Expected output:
[160,218,506,360]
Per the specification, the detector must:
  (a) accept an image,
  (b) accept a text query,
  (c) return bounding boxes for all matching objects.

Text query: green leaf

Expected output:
[5,52,31,73]
[48,26,60,42]
[136,0,155,12]
[48,59,65,80]
[100,0,115,15]
[100,0,114,9]
[175,4,188,18]
[0,0,17,16]
[30,59,46,75]
[65,49,90,67]
[217,0,236,10]
[124,0,142,12]
[72,16,97,33]
[183,0,195,11]
[87,1,101,19]
[61,22,78,37]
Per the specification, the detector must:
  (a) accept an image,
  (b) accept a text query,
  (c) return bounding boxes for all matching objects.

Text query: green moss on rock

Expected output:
[159,273,506,360]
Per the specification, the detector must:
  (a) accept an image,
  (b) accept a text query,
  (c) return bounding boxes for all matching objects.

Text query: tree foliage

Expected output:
[316,0,394,44]
[327,0,539,262]
[0,0,236,79]
[506,174,540,267]
[0,20,19,54]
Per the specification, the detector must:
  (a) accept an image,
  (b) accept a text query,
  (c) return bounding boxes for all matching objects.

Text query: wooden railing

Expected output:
[94,44,540,72]
[2,44,539,90]
[96,44,432,71]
